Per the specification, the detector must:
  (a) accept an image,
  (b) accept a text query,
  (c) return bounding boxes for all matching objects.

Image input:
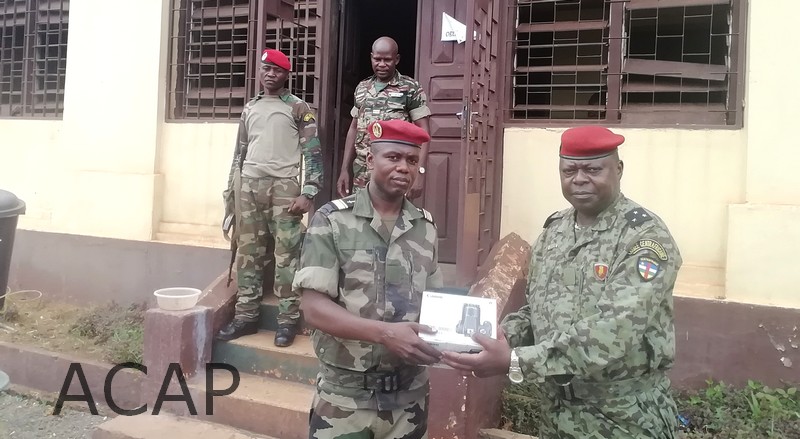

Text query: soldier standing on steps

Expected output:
[294,119,443,439]
[441,126,683,439]
[218,48,323,347]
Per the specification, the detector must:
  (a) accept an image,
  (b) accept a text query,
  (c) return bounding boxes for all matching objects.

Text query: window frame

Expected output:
[502,0,748,129]
[0,0,70,120]
[165,0,319,122]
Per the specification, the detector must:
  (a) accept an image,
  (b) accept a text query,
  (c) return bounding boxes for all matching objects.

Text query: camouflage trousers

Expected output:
[537,376,678,439]
[352,155,371,191]
[309,395,428,439]
[235,176,305,325]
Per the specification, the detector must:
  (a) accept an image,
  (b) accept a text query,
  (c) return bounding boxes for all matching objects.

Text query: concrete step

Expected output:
[212,330,319,385]
[189,370,314,439]
[257,295,313,333]
[93,413,277,438]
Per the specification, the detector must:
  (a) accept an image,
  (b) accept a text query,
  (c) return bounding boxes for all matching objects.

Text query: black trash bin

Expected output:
[0,189,26,310]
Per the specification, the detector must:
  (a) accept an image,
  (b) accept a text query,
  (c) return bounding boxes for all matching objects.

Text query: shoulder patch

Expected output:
[418,207,435,225]
[543,211,563,228]
[627,239,668,261]
[302,112,315,122]
[318,198,355,216]
[625,208,653,227]
[637,256,661,281]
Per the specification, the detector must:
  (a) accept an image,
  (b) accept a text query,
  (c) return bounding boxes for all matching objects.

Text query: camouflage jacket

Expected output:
[225,89,323,198]
[350,71,431,159]
[293,186,443,410]
[502,194,682,384]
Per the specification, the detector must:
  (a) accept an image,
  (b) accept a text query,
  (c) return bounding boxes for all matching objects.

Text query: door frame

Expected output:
[317,0,508,283]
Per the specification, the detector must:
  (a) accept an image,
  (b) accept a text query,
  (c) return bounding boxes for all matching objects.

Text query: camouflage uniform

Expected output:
[502,194,682,439]
[224,89,323,324]
[350,72,431,189]
[292,186,443,439]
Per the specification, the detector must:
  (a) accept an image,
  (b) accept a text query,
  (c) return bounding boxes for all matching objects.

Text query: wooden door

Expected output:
[416,0,502,279]
[415,0,469,264]
[458,0,502,278]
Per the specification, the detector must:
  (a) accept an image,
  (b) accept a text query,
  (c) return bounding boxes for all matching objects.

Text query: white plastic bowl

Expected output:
[153,287,202,311]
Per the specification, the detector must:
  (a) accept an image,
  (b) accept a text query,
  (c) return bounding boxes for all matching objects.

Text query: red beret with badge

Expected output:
[559,126,625,160]
[368,119,431,147]
[260,49,291,72]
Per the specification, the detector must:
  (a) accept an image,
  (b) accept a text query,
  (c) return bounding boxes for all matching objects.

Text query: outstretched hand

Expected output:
[441,325,512,378]
[380,322,442,366]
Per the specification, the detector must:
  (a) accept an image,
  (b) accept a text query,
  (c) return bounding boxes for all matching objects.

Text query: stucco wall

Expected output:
[1,0,798,308]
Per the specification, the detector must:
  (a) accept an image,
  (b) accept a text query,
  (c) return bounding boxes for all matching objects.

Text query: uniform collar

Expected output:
[371,70,401,86]
[589,193,625,231]
[353,184,422,221]
[562,192,625,233]
[255,88,292,102]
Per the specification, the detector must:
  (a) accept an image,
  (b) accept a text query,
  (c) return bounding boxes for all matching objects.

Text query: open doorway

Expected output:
[330,0,419,196]
[348,0,418,82]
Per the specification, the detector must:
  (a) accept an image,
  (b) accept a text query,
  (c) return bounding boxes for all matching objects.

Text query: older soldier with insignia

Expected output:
[336,36,432,199]
[219,48,323,347]
[295,119,442,439]
[442,126,682,438]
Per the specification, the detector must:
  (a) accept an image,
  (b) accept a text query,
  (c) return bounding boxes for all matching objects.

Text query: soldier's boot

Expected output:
[274,323,297,347]
[216,318,259,341]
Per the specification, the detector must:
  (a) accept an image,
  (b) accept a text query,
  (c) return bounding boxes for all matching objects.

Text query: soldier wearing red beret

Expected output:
[295,118,441,439]
[219,48,324,347]
[443,125,684,439]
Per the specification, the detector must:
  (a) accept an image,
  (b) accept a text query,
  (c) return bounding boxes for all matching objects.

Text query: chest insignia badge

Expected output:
[593,263,609,281]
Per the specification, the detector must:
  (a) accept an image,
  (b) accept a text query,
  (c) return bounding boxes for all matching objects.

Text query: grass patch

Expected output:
[501,380,800,438]
[69,302,145,364]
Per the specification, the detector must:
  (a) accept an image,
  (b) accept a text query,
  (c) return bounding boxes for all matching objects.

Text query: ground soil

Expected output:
[0,296,107,363]
[0,391,107,439]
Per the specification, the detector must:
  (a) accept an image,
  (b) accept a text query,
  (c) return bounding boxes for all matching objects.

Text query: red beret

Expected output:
[368,119,431,147]
[260,49,291,72]
[559,126,625,160]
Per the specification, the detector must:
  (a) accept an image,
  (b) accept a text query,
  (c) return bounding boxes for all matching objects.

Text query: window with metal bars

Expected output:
[167,0,318,121]
[0,0,69,119]
[509,0,745,126]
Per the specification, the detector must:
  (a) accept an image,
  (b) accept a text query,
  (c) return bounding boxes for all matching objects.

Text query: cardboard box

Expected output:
[418,291,497,354]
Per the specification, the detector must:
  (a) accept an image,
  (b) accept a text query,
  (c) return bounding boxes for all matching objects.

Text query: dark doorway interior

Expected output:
[330,0,419,198]
[350,0,418,82]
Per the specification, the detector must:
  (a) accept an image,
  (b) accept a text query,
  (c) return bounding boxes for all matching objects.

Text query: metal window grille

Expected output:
[263,0,318,108]
[511,0,611,120]
[0,0,69,119]
[167,0,253,120]
[167,0,319,120]
[509,0,744,126]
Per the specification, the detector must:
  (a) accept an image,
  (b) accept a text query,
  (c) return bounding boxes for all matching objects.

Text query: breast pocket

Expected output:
[339,247,376,303]
[386,92,407,112]
[385,250,420,323]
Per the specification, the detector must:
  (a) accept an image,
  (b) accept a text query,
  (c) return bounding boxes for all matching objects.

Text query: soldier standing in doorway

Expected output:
[336,36,432,200]
[219,48,323,347]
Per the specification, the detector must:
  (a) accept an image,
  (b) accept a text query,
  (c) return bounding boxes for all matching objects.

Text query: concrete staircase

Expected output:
[94,295,316,439]
[195,295,316,439]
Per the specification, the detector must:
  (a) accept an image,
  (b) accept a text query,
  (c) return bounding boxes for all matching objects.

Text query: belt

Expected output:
[320,364,423,394]
[546,371,668,402]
